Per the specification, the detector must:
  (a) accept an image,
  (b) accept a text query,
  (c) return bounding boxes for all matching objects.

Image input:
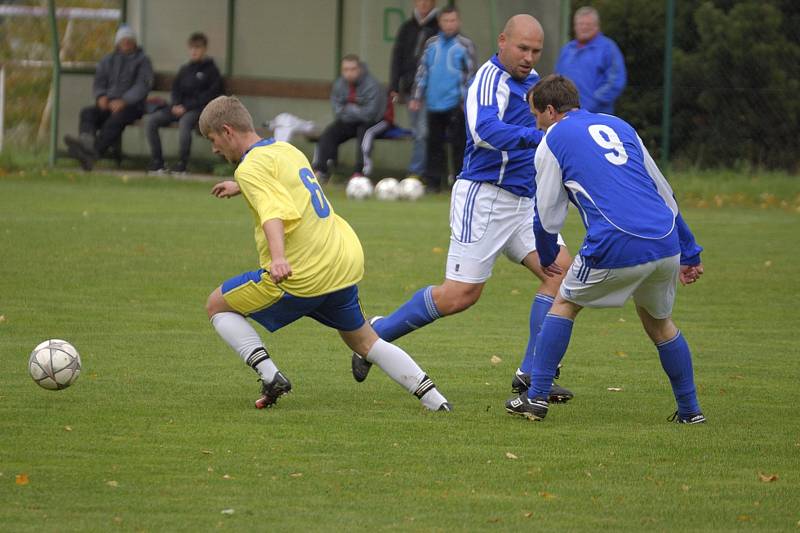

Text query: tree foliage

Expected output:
[575,0,800,171]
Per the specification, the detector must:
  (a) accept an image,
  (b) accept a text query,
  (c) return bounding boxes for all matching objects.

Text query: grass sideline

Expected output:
[1,170,799,531]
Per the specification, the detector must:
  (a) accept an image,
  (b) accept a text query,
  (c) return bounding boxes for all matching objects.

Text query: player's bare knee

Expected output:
[206,288,225,319]
[436,285,480,315]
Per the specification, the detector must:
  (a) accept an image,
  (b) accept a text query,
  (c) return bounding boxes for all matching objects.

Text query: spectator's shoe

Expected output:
[147,160,169,176]
[171,161,188,176]
[667,411,706,424]
[351,316,383,382]
[437,402,453,412]
[505,394,549,421]
[510,368,573,403]
[314,169,329,184]
[64,135,95,171]
[254,372,292,409]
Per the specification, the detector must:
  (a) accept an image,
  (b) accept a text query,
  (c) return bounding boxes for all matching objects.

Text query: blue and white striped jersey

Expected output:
[460,55,543,198]
[533,109,702,269]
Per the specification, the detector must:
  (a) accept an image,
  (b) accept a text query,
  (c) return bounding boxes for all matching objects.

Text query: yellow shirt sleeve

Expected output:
[236,157,301,229]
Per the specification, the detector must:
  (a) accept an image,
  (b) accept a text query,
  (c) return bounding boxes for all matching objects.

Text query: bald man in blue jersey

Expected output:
[352,15,574,403]
[506,75,705,424]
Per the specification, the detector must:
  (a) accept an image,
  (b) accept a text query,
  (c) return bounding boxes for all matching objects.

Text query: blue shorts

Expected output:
[221,270,366,333]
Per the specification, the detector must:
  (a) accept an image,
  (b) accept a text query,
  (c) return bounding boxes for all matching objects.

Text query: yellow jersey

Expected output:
[234,139,364,301]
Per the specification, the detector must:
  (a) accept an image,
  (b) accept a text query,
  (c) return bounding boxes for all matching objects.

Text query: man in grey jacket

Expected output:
[64,25,153,170]
[312,55,386,181]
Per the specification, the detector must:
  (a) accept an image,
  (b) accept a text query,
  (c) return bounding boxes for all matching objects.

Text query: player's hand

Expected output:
[542,263,564,278]
[172,104,186,117]
[390,91,399,103]
[679,263,704,285]
[96,95,110,110]
[109,99,126,113]
[211,180,240,198]
[269,258,292,284]
[408,99,421,112]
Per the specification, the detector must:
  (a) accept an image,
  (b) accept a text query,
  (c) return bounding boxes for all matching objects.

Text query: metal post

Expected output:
[120,0,127,23]
[47,0,61,167]
[0,65,5,153]
[560,0,572,46]
[225,0,236,77]
[660,0,675,168]
[334,0,343,78]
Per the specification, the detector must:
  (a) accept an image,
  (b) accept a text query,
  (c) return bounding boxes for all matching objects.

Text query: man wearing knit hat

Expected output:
[64,25,153,170]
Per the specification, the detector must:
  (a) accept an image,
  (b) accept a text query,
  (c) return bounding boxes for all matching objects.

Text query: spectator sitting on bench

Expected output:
[312,54,386,182]
[145,32,223,175]
[64,25,153,171]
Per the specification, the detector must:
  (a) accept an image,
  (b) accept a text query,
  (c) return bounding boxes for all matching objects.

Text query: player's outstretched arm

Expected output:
[262,218,292,284]
[211,180,241,198]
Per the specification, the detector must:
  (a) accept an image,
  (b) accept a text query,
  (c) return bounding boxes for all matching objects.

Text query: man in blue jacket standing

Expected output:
[64,25,153,170]
[410,6,476,193]
[555,6,626,114]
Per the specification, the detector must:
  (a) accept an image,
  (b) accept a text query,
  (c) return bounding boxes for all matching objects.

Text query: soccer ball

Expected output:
[398,177,425,201]
[28,339,81,390]
[374,177,400,201]
[345,176,374,200]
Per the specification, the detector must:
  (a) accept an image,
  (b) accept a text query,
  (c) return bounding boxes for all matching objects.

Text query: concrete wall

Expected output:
[58,0,565,172]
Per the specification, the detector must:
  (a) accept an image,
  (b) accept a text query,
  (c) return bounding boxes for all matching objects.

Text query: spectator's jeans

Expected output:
[145,107,201,165]
[408,103,428,175]
[313,119,375,175]
[79,104,143,156]
[424,106,466,192]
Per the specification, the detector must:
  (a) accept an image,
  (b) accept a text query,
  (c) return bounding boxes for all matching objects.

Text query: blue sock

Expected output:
[528,314,574,399]
[519,293,554,374]
[657,331,701,416]
[373,286,441,342]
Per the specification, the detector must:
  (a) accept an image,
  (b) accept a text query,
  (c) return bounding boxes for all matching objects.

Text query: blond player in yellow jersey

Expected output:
[199,96,451,411]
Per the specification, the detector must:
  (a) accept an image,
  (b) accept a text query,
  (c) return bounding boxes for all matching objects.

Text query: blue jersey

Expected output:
[460,55,543,198]
[413,32,476,112]
[533,109,702,269]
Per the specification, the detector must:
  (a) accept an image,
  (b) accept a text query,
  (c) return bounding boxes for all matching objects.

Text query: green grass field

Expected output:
[1,170,799,531]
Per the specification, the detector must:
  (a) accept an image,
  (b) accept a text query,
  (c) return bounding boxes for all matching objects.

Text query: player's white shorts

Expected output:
[560,253,681,319]
[445,179,565,283]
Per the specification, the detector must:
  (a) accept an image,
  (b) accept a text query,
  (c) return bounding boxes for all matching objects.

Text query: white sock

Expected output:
[210,312,278,382]
[366,338,448,410]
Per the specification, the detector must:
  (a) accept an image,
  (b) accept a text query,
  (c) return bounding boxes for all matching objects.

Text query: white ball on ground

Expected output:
[374,177,400,201]
[398,177,425,201]
[345,176,374,200]
[28,339,82,390]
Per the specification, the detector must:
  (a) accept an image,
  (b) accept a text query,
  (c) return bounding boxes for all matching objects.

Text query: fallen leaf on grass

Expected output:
[758,472,778,483]
[615,351,628,358]
[431,247,444,254]
[113,516,122,524]
[0,315,6,323]
[523,511,534,518]
[201,449,213,455]
[681,485,690,492]
[737,515,751,522]
[221,509,235,515]
[106,480,119,487]
[15,474,29,485]
[764,260,772,268]
[618,317,626,322]
[289,472,303,478]
[490,355,503,365]
[607,387,623,392]
[505,452,518,460]
[510,289,520,295]
[64,426,72,432]
[222,474,233,480]
[538,491,556,500]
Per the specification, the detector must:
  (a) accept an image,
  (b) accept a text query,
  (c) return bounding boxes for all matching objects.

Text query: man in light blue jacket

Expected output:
[555,6,626,114]
[410,6,476,192]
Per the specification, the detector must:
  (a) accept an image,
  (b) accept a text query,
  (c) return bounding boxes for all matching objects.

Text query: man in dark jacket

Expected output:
[312,55,386,181]
[389,0,439,178]
[64,25,153,170]
[145,32,222,174]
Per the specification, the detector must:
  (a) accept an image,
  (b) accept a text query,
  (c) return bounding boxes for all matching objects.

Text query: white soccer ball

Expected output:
[374,177,400,201]
[345,176,374,200]
[398,177,425,201]
[28,339,81,390]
